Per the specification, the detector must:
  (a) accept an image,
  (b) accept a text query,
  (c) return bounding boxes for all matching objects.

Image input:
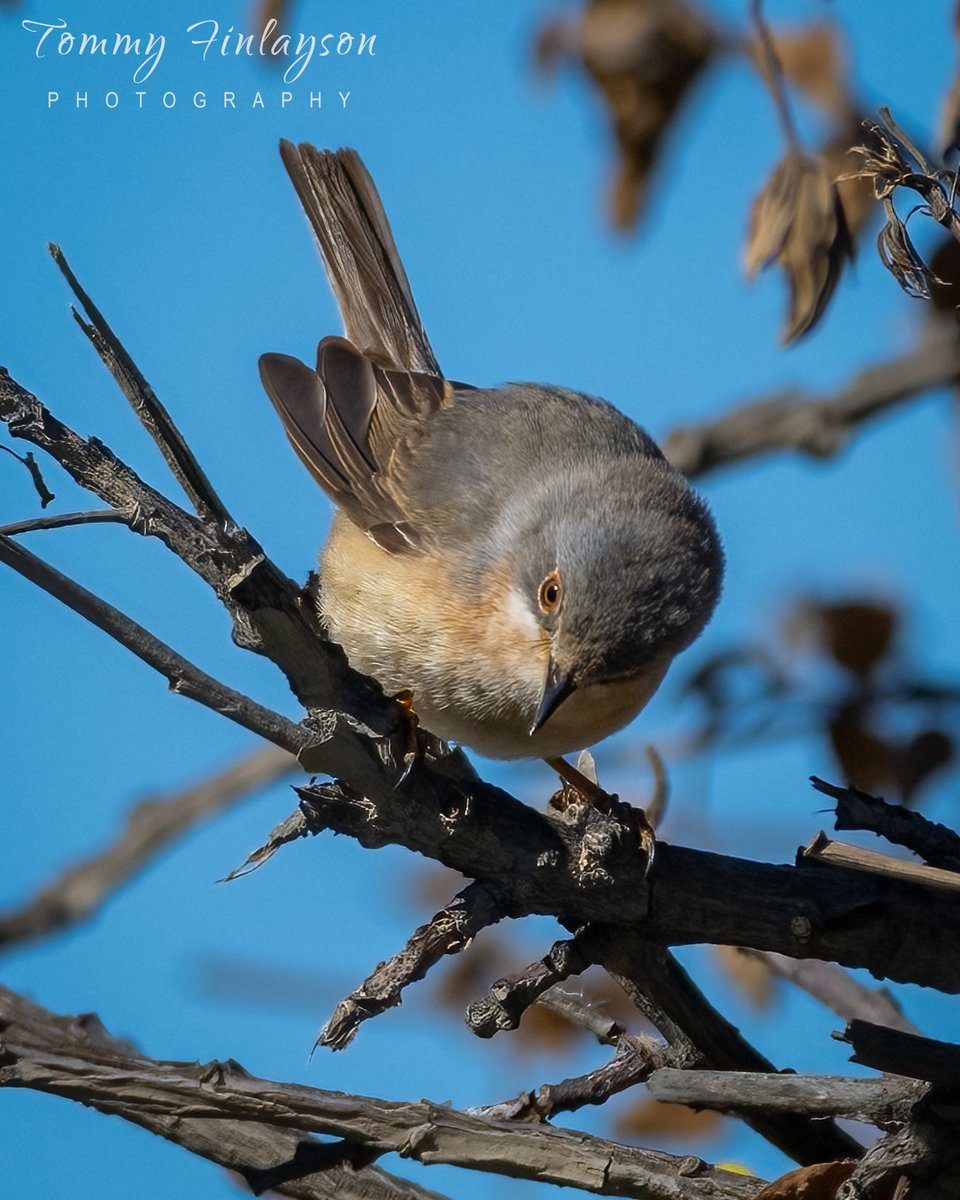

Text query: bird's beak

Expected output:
[529,656,576,736]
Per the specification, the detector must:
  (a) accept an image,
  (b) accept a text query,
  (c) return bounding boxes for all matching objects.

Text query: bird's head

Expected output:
[494,458,723,734]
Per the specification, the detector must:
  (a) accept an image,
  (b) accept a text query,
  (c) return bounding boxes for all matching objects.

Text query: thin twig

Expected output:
[318,882,505,1050]
[0,744,295,953]
[50,243,234,527]
[0,508,131,537]
[814,776,960,871]
[749,0,800,151]
[465,937,595,1038]
[664,321,960,478]
[473,1035,665,1122]
[0,442,55,507]
[0,533,312,755]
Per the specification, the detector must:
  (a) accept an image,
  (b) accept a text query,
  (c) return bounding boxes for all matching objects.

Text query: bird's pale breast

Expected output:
[320,512,669,759]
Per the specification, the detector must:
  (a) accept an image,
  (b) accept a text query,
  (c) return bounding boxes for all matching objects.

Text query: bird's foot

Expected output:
[389,690,449,785]
[544,754,656,870]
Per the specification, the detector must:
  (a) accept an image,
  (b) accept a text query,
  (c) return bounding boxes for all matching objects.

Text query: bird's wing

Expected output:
[260,336,450,554]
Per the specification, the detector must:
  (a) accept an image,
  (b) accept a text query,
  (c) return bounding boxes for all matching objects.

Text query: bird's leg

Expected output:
[389,690,450,785]
[392,689,421,785]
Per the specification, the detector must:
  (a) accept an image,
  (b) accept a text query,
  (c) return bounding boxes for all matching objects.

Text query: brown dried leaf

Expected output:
[877,200,943,300]
[745,150,851,342]
[767,22,852,124]
[823,119,877,238]
[814,601,897,677]
[755,1160,856,1200]
[714,946,776,1011]
[898,729,954,803]
[576,0,716,229]
[939,75,960,160]
[828,703,895,796]
[928,235,960,311]
[616,1094,724,1141]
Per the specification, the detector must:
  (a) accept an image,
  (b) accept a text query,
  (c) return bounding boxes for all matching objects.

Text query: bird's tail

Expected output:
[278,141,441,377]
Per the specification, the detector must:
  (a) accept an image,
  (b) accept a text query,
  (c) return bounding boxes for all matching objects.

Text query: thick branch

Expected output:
[0,985,765,1200]
[0,744,294,953]
[665,323,960,478]
[647,1069,920,1125]
[0,986,448,1200]
[291,782,960,995]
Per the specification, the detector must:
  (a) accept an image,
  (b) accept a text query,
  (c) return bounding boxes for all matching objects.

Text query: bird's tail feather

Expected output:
[278,141,441,377]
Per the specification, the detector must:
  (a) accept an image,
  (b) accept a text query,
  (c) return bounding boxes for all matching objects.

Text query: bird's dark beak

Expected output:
[529,657,576,735]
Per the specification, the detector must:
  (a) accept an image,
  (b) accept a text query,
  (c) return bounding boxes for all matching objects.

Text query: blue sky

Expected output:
[2,2,959,1197]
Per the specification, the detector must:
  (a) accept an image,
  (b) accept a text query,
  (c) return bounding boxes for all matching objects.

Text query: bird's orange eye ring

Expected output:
[537,570,562,614]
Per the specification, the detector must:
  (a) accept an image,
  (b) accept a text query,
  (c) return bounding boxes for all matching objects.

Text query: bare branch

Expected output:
[803,832,960,896]
[50,243,234,528]
[0,367,381,716]
[536,986,628,1045]
[0,532,312,755]
[664,322,960,479]
[0,442,55,507]
[0,508,131,536]
[838,1020,960,1088]
[742,951,918,1035]
[0,744,295,953]
[291,781,960,995]
[0,986,450,1200]
[319,882,505,1050]
[579,927,864,1165]
[0,984,766,1200]
[465,936,594,1038]
[814,776,960,871]
[648,1068,921,1125]
[473,1035,664,1122]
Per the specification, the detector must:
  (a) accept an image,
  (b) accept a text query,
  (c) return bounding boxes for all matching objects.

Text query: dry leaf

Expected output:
[575,0,716,229]
[939,75,960,159]
[767,22,852,124]
[877,199,943,300]
[755,1160,856,1200]
[823,118,877,238]
[745,149,851,342]
[807,601,897,678]
[616,1094,724,1141]
[714,946,776,1011]
[927,235,960,311]
[828,703,894,796]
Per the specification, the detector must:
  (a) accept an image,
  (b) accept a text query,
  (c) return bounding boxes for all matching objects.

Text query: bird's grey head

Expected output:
[497,458,723,733]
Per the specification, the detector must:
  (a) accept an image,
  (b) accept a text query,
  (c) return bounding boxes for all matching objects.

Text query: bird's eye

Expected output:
[537,570,562,614]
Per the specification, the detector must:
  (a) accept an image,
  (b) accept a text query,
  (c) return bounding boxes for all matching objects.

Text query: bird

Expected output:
[259,142,723,778]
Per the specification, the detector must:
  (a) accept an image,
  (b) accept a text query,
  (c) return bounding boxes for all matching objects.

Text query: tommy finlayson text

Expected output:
[22,18,376,109]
